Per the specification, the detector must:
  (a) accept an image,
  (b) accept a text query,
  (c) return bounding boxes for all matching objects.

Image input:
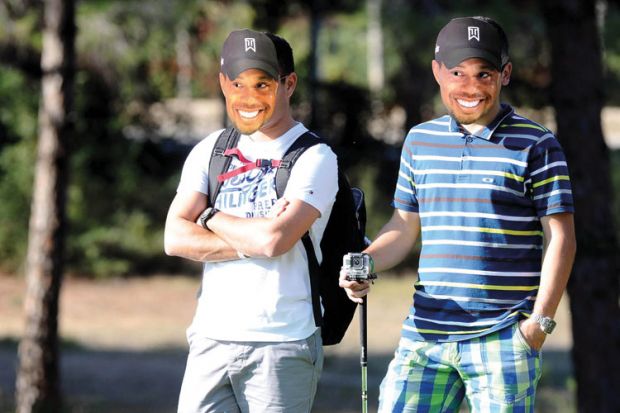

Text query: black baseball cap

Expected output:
[434,16,509,71]
[220,29,280,80]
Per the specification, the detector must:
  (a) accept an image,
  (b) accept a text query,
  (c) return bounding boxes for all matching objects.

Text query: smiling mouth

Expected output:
[456,99,481,108]
[238,109,260,119]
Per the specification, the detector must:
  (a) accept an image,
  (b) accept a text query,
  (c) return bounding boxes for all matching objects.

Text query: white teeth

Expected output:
[239,110,259,118]
[457,99,480,108]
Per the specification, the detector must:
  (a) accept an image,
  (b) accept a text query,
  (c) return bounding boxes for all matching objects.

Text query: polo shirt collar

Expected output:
[449,103,514,140]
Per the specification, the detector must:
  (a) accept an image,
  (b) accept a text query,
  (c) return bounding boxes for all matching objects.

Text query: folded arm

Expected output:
[164,190,239,262]
[206,198,320,258]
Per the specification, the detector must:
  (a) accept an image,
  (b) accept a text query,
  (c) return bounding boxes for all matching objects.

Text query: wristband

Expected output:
[198,207,219,230]
[366,253,375,273]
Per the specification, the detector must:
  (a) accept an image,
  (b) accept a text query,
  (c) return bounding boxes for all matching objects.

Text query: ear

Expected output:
[284,72,297,98]
[501,62,512,86]
[431,60,442,84]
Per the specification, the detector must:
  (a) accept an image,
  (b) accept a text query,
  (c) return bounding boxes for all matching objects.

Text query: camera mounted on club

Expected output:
[342,252,377,282]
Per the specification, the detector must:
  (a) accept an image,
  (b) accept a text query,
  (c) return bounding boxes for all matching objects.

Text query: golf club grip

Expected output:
[359,296,368,361]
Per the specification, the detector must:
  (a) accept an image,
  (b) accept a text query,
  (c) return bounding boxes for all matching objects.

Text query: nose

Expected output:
[238,86,258,98]
[458,76,485,96]
[236,87,263,105]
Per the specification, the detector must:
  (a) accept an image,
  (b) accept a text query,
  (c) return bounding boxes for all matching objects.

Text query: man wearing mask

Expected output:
[341,16,576,412]
[166,29,337,413]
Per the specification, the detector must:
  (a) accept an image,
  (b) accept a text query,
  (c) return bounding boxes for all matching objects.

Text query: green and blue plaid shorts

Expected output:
[378,323,542,413]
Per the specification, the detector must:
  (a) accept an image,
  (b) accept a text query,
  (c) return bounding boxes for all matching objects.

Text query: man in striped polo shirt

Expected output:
[341,16,576,412]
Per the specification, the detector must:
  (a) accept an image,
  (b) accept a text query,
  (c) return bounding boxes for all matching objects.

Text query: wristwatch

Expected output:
[198,207,219,230]
[531,313,557,334]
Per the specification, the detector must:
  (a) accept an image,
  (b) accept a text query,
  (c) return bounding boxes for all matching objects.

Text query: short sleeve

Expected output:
[527,134,574,217]
[392,131,419,212]
[284,143,338,216]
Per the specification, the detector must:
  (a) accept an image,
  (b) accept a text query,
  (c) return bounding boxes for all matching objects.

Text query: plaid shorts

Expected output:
[378,323,542,413]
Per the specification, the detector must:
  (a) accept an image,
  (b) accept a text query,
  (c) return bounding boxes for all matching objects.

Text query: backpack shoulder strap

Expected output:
[273,131,332,328]
[274,131,324,198]
[301,234,323,327]
[208,127,241,206]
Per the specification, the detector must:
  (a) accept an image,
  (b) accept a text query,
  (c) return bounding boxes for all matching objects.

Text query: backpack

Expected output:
[207,127,367,345]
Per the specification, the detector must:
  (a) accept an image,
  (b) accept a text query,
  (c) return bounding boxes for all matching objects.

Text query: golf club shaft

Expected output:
[360,296,368,413]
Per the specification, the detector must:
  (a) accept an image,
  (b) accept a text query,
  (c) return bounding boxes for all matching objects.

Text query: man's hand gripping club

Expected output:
[339,252,377,304]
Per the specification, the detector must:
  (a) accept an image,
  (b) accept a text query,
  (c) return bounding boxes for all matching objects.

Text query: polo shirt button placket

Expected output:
[459,134,474,173]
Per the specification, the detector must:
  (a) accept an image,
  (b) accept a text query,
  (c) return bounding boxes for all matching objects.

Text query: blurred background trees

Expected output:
[542,1,620,411]
[2,0,619,277]
[1,0,619,411]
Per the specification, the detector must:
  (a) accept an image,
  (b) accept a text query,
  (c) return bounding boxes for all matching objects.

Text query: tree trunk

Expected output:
[15,1,75,412]
[541,1,620,412]
[366,0,384,96]
[308,0,321,130]
[175,27,192,99]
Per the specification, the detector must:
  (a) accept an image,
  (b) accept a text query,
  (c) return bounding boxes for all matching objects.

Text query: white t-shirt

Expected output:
[177,122,338,342]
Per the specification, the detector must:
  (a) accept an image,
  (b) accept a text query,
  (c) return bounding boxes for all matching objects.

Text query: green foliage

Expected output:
[1,0,620,278]
[0,139,35,271]
[0,69,38,271]
[0,3,42,47]
[188,1,257,96]
[318,11,368,88]
[0,69,39,138]
[70,211,166,277]
[63,67,186,277]
[76,0,257,102]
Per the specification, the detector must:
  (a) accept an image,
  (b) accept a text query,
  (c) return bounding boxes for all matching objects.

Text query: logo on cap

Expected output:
[468,26,480,41]
[244,38,256,52]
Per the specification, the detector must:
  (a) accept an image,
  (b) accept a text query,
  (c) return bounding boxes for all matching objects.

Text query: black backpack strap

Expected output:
[196,127,240,299]
[274,131,330,328]
[208,127,241,206]
[274,131,323,198]
[302,234,324,327]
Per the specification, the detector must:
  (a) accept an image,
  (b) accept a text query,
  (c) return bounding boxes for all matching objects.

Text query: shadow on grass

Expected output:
[0,339,574,413]
[0,338,187,413]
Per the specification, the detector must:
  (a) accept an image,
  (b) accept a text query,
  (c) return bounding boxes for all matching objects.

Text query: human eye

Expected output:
[255,80,277,94]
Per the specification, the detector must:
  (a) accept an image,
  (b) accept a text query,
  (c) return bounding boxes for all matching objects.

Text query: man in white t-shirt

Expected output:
[164,29,337,413]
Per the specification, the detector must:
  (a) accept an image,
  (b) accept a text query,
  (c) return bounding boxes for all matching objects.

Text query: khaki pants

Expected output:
[177,329,323,413]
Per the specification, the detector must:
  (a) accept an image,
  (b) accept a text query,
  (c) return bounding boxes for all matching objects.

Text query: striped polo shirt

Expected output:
[394,104,574,342]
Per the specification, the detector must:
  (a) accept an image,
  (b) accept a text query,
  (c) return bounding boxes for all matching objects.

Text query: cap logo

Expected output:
[468,26,480,41]
[244,38,256,52]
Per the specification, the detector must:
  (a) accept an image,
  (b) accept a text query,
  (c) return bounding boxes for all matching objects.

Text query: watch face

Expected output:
[532,314,556,334]
[540,317,556,334]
